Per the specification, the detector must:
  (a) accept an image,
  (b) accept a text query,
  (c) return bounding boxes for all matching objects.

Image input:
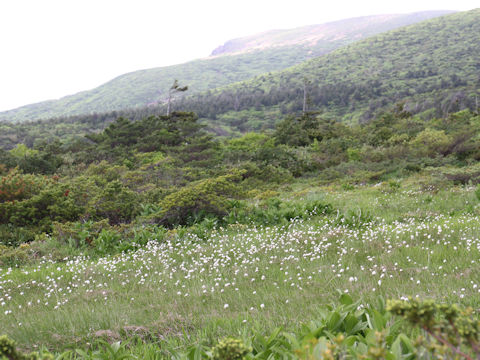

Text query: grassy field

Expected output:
[1,177,480,357]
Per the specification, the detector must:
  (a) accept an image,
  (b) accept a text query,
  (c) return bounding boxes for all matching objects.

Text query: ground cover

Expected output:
[1,180,479,358]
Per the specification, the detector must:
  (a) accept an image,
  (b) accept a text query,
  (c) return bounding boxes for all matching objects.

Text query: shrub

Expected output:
[0,334,53,360]
[0,167,44,203]
[153,170,245,227]
[0,244,32,267]
[388,298,480,359]
[240,162,293,184]
[212,338,251,360]
[0,182,83,230]
[52,220,110,248]
[411,128,452,157]
[0,224,36,247]
[334,208,373,228]
[224,198,333,226]
[89,180,139,224]
[438,164,480,184]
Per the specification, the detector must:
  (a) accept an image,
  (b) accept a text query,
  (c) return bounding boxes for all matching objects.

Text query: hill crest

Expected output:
[210,11,454,55]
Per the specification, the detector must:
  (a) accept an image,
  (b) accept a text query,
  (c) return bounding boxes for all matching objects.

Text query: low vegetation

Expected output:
[1,10,480,356]
[0,106,480,357]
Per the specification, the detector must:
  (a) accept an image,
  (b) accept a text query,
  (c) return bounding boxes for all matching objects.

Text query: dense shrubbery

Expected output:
[150,170,245,227]
[225,198,333,226]
[1,109,480,260]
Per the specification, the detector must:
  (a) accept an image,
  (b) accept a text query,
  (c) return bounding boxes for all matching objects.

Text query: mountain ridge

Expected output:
[175,8,480,131]
[210,11,454,55]
[0,10,453,123]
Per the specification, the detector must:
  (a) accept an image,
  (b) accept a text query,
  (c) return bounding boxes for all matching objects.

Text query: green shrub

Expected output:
[93,229,123,256]
[52,220,110,248]
[89,180,139,224]
[240,161,293,184]
[334,208,373,228]
[0,167,45,203]
[224,198,333,226]
[212,338,250,360]
[437,164,480,184]
[388,298,480,359]
[411,128,452,157]
[0,224,36,247]
[0,244,32,267]
[388,179,401,192]
[0,182,83,230]
[0,334,53,360]
[153,170,245,227]
[51,220,163,256]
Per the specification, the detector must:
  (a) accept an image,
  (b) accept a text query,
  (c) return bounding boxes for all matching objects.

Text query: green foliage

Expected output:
[0,335,53,360]
[436,163,480,185]
[0,244,32,267]
[225,198,333,226]
[177,9,480,131]
[211,338,250,360]
[153,171,245,227]
[388,298,480,359]
[0,168,44,203]
[410,128,452,156]
[0,12,449,125]
[89,180,139,225]
[9,144,62,174]
[0,180,83,230]
[203,294,409,360]
[334,208,374,228]
[0,224,36,247]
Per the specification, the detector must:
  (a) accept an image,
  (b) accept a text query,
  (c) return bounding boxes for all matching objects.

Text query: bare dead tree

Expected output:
[167,79,188,116]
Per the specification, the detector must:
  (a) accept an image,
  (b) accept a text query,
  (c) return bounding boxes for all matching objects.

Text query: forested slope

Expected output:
[0,11,451,123]
[177,9,480,130]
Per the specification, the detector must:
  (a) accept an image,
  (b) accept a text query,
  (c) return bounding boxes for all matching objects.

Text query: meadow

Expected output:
[1,177,479,358]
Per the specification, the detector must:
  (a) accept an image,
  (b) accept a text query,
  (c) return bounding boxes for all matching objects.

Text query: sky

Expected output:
[0,0,478,112]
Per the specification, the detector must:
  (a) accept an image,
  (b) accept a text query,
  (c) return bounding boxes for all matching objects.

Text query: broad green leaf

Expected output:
[339,293,354,305]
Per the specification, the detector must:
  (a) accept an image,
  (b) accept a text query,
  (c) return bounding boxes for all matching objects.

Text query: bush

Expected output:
[52,220,110,248]
[0,167,45,203]
[411,128,452,157]
[0,224,36,247]
[89,180,139,224]
[240,162,293,184]
[0,244,32,267]
[224,198,333,226]
[438,164,480,184]
[152,170,245,227]
[212,338,251,360]
[0,182,83,230]
[0,334,53,359]
[388,298,480,359]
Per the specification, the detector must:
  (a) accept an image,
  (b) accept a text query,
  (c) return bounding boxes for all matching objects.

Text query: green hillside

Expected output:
[0,11,451,123]
[177,9,480,131]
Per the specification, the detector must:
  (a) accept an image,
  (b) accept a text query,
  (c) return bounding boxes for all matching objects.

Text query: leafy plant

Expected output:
[0,334,54,360]
[388,298,480,360]
[153,170,245,227]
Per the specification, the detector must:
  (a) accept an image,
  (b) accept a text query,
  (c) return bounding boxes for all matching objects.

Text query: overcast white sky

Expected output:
[0,0,478,112]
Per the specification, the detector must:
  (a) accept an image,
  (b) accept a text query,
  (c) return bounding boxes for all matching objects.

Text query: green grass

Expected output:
[1,180,479,356]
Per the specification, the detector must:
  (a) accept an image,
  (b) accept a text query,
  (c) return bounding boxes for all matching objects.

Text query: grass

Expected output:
[1,179,480,357]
